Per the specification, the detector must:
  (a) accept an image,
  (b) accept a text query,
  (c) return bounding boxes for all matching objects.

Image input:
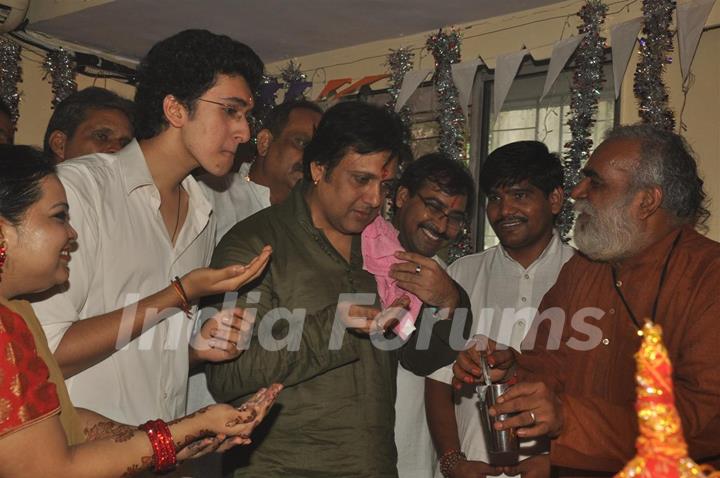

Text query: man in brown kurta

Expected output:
[455,124,720,476]
[515,224,720,474]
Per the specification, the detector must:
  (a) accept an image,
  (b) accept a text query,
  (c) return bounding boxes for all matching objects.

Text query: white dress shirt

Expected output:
[396,256,446,478]
[427,233,574,477]
[33,140,215,425]
[198,161,271,245]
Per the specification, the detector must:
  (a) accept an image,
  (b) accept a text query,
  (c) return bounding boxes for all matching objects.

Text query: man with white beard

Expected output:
[453,124,720,476]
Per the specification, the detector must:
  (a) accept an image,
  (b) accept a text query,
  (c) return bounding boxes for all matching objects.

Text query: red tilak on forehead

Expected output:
[448,196,463,209]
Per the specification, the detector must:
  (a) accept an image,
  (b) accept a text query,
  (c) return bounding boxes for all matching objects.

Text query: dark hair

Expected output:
[396,152,476,215]
[262,100,322,138]
[0,145,57,225]
[605,124,709,226]
[134,29,264,140]
[302,101,407,180]
[43,87,134,156]
[480,141,563,197]
[0,100,11,120]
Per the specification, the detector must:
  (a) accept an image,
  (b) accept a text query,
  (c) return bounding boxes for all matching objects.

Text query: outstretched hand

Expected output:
[181,246,272,301]
[178,383,283,460]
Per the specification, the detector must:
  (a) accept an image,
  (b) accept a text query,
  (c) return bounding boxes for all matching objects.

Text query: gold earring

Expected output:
[0,238,7,281]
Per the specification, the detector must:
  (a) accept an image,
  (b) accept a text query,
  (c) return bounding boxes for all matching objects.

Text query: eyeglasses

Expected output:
[417,194,467,229]
[197,98,249,123]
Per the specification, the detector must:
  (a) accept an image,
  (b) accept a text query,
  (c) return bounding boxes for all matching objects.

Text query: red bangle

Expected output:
[171,276,192,319]
[139,419,177,473]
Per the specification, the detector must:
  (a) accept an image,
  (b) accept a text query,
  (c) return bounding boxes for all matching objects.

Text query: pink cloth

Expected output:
[361,216,423,340]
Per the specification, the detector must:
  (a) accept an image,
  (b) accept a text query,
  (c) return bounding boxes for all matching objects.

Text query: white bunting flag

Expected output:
[610,17,643,100]
[451,59,482,121]
[678,0,716,80]
[494,49,528,116]
[395,68,432,111]
[542,35,585,100]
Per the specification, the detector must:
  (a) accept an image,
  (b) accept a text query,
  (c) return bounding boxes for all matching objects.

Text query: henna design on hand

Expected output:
[121,455,153,477]
[226,408,257,428]
[84,421,136,443]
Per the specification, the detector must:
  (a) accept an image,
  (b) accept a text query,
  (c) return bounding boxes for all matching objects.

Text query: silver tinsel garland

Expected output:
[634,0,676,131]
[427,30,472,262]
[384,47,414,140]
[426,29,466,162]
[559,0,608,239]
[0,36,22,122]
[43,48,77,108]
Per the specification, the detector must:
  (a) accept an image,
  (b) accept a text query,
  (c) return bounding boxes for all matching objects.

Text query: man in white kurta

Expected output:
[427,232,573,476]
[423,140,573,478]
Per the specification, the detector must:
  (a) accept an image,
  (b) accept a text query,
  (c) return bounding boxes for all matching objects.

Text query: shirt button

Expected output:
[521,297,527,302]
[162,392,168,399]
[615,280,623,287]
[602,338,610,346]
[609,308,615,314]
[524,274,530,279]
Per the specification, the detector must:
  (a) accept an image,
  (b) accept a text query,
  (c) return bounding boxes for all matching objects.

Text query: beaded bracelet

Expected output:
[139,419,177,473]
[439,448,466,478]
[171,276,193,319]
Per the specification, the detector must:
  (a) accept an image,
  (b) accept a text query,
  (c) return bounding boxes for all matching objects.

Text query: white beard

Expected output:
[573,197,643,262]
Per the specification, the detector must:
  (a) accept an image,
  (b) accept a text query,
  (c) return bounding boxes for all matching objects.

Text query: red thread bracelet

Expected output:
[171,276,193,319]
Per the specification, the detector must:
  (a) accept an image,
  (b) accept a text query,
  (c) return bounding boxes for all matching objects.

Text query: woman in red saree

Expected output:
[0,145,281,476]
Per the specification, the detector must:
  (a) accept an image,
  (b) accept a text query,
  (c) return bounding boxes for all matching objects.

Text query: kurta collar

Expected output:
[498,230,564,272]
[289,181,363,267]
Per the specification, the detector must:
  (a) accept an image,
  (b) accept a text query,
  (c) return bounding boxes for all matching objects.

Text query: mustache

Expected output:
[573,199,594,216]
[419,222,450,241]
[493,215,528,227]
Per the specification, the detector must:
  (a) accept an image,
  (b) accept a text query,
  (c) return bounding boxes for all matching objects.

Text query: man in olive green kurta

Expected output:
[205,102,407,477]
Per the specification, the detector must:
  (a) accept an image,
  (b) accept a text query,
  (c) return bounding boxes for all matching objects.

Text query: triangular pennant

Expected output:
[494,49,528,115]
[451,59,482,121]
[395,68,432,111]
[542,35,585,100]
[610,17,643,100]
[678,0,716,80]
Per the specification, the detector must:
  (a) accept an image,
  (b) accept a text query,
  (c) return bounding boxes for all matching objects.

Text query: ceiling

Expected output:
[27,0,567,63]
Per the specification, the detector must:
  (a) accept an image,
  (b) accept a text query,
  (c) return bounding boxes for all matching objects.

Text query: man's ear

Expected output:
[395,186,410,210]
[256,129,273,157]
[48,130,67,162]
[548,186,564,215]
[637,185,663,219]
[163,95,186,128]
[310,161,326,184]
